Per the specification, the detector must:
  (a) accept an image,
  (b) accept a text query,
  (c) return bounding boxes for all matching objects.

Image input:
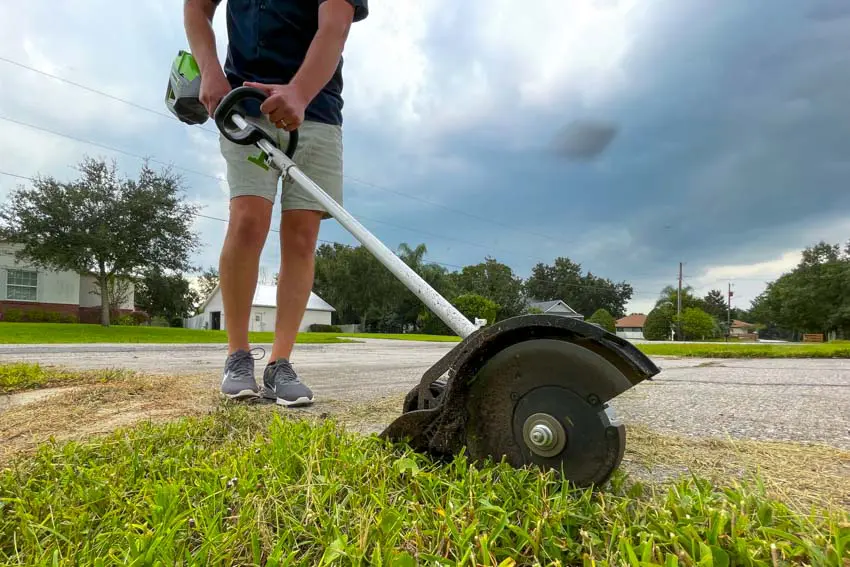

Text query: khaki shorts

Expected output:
[219,115,343,218]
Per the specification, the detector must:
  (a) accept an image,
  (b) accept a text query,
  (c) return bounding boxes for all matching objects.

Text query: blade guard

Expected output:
[379,314,660,464]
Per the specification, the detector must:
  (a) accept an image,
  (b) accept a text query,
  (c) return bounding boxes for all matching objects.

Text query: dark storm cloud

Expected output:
[342,0,850,293]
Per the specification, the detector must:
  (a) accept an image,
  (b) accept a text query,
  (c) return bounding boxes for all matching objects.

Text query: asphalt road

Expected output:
[1,340,848,449]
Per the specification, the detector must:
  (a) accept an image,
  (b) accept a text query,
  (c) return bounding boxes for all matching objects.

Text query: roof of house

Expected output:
[616,313,647,328]
[527,299,579,314]
[196,283,335,313]
[252,285,335,311]
[731,319,754,328]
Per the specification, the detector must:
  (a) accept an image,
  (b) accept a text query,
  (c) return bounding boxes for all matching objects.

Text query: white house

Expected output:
[185,283,335,332]
[526,299,584,320]
[0,242,135,322]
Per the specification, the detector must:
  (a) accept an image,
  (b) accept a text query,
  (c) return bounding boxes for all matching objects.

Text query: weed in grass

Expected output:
[0,362,131,394]
[0,406,846,566]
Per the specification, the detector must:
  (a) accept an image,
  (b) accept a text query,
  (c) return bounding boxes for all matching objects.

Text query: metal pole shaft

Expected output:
[677,262,683,341]
[237,116,478,339]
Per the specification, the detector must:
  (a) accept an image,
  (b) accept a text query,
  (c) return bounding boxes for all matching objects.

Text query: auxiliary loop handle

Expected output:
[213,86,298,158]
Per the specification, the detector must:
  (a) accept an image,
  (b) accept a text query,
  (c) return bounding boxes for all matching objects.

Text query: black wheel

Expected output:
[461,337,628,487]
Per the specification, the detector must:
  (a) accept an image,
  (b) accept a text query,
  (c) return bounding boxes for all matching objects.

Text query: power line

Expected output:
[0,170,30,181]
[0,55,577,246]
[0,170,464,270]
[0,169,663,295]
[0,114,555,264]
[1,56,719,285]
[0,55,220,135]
[342,173,566,243]
[0,59,678,296]
[0,115,220,181]
[0,54,785,295]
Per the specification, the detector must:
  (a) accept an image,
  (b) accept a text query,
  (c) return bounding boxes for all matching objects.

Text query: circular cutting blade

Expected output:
[461,337,627,486]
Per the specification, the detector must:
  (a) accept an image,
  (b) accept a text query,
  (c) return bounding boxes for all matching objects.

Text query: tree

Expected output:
[676,307,716,340]
[587,308,616,333]
[419,293,499,335]
[394,243,457,330]
[0,157,201,326]
[644,304,675,340]
[86,274,135,321]
[453,257,525,320]
[136,268,199,326]
[197,266,219,300]
[703,289,727,319]
[656,284,706,312]
[312,241,457,333]
[524,257,633,318]
[750,240,850,337]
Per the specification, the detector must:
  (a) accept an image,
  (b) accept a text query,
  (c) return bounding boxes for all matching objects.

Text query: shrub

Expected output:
[677,307,717,340]
[587,308,616,333]
[309,324,342,333]
[1,309,72,323]
[113,314,136,326]
[2,309,24,322]
[42,311,62,323]
[130,311,148,326]
[59,313,78,324]
[644,304,674,340]
[22,309,46,322]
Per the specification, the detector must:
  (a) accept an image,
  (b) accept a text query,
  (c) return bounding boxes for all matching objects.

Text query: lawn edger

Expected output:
[166,51,661,487]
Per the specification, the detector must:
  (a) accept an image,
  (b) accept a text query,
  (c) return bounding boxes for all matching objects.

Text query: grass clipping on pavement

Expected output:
[1,407,847,566]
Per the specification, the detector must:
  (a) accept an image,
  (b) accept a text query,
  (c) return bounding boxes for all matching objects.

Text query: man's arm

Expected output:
[183,0,232,114]
[183,0,222,77]
[289,0,364,104]
[245,0,367,130]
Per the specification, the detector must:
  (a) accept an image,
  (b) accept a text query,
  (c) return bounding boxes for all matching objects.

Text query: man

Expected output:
[184,0,368,406]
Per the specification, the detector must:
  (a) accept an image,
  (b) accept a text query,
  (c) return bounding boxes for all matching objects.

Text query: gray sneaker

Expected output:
[262,358,314,407]
[220,348,264,399]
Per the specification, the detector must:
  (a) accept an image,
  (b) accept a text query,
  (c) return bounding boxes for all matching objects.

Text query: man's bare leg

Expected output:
[270,209,324,362]
[259,209,322,407]
[220,196,273,354]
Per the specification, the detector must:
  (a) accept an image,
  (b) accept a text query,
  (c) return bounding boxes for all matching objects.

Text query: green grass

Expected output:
[0,323,354,345]
[0,362,130,395]
[636,342,850,358]
[4,322,850,358]
[336,332,461,342]
[0,323,460,344]
[0,407,846,566]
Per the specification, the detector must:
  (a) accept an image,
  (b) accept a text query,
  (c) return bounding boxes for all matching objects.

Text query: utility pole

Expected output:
[677,262,683,341]
[727,281,733,340]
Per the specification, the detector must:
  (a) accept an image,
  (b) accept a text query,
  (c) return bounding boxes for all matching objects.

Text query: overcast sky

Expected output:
[1,0,849,316]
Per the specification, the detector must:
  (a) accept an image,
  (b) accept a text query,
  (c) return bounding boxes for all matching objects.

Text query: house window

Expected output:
[7,269,38,301]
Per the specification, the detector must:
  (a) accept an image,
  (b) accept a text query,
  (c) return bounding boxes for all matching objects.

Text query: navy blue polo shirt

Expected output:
[219,0,368,125]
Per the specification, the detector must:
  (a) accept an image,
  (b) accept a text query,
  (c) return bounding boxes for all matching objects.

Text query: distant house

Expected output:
[615,313,647,340]
[0,242,135,323]
[526,299,584,320]
[185,283,336,332]
[729,319,757,338]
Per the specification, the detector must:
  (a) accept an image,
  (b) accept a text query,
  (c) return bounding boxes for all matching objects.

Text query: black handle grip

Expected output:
[213,86,298,158]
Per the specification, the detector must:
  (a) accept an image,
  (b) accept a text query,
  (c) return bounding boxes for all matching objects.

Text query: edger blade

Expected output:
[381,314,661,487]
